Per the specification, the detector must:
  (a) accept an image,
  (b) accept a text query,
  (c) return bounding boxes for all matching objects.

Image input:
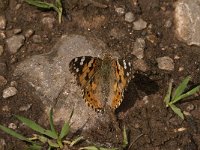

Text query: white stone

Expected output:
[3,87,17,98]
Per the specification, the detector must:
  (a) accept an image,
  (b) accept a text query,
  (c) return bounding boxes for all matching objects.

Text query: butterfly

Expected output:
[69,54,132,113]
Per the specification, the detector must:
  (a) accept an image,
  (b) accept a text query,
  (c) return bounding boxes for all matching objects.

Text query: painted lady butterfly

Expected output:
[69,54,132,113]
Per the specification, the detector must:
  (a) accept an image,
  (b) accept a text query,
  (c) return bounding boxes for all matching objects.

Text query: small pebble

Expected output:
[3,87,18,98]
[133,59,149,72]
[25,29,34,38]
[132,38,145,59]
[2,105,10,112]
[178,67,184,72]
[0,15,6,30]
[6,35,25,54]
[0,31,6,39]
[19,104,32,111]
[32,35,42,43]
[125,12,135,23]
[0,139,6,150]
[115,7,125,15]
[8,123,17,129]
[165,19,172,28]
[0,75,7,86]
[133,18,147,30]
[0,63,7,75]
[0,45,4,56]
[41,16,55,29]
[13,28,22,34]
[10,81,17,87]
[156,56,174,71]
[174,55,180,59]
[186,104,195,111]
[142,96,149,104]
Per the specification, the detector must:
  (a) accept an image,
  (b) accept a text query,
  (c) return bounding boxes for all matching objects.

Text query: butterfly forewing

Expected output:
[69,56,102,87]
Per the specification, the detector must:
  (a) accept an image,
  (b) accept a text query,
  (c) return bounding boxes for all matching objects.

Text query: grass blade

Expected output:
[171,76,191,102]
[15,115,57,139]
[122,126,128,148]
[0,124,34,143]
[170,104,184,120]
[59,122,70,139]
[79,146,99,150]
[70,136,84,147]
[49,108,58,138]
[164,79,173,106]
[25,0,54,9]
[173,85,200,103]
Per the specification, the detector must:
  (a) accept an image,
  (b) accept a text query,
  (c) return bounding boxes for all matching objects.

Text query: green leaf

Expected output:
[25,0,54,9]
[0,124,34,144]
[15,115,57,139]
[122,126,128,148]
[170,104,184,120]
[171,76,191,102]
[173,85,200,103]
[164,80,173,106]
[49,108,58,138]
[70,136,84,147]
[27,144,42,150]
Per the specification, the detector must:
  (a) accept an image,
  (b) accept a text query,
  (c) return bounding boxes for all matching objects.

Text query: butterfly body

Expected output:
[69,54,132,113]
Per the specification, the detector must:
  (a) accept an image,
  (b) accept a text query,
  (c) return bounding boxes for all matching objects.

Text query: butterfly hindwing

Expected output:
[109,59,132,109]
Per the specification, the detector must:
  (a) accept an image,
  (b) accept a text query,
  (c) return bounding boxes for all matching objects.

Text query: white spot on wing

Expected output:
[74,58,78,62]
[123,60,127,69]
[80,56,85,66]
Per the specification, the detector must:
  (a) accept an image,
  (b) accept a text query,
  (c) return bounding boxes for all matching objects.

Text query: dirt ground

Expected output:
[0,0,200,149]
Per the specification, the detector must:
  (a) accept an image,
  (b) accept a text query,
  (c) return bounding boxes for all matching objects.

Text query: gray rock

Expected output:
[6,35,25,54]
[174,0,200,46]
[3,87,18,98]
[14,34,106,131]
[125,12,135,23]
[156,56,174,71]
[0,45,3,56]
[115,7,125,16]
[0,15,6,30]
[133,18,147,30]
[41,16,55,29]
[131,38,145,59]
[0,75,7,87]
[19,104,32,111]
[8,123,17,129]
[32,35,42,43]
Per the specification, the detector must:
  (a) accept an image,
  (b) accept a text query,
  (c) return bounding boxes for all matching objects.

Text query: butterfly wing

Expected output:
[69,56,104,112]
[108,58,132,110]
